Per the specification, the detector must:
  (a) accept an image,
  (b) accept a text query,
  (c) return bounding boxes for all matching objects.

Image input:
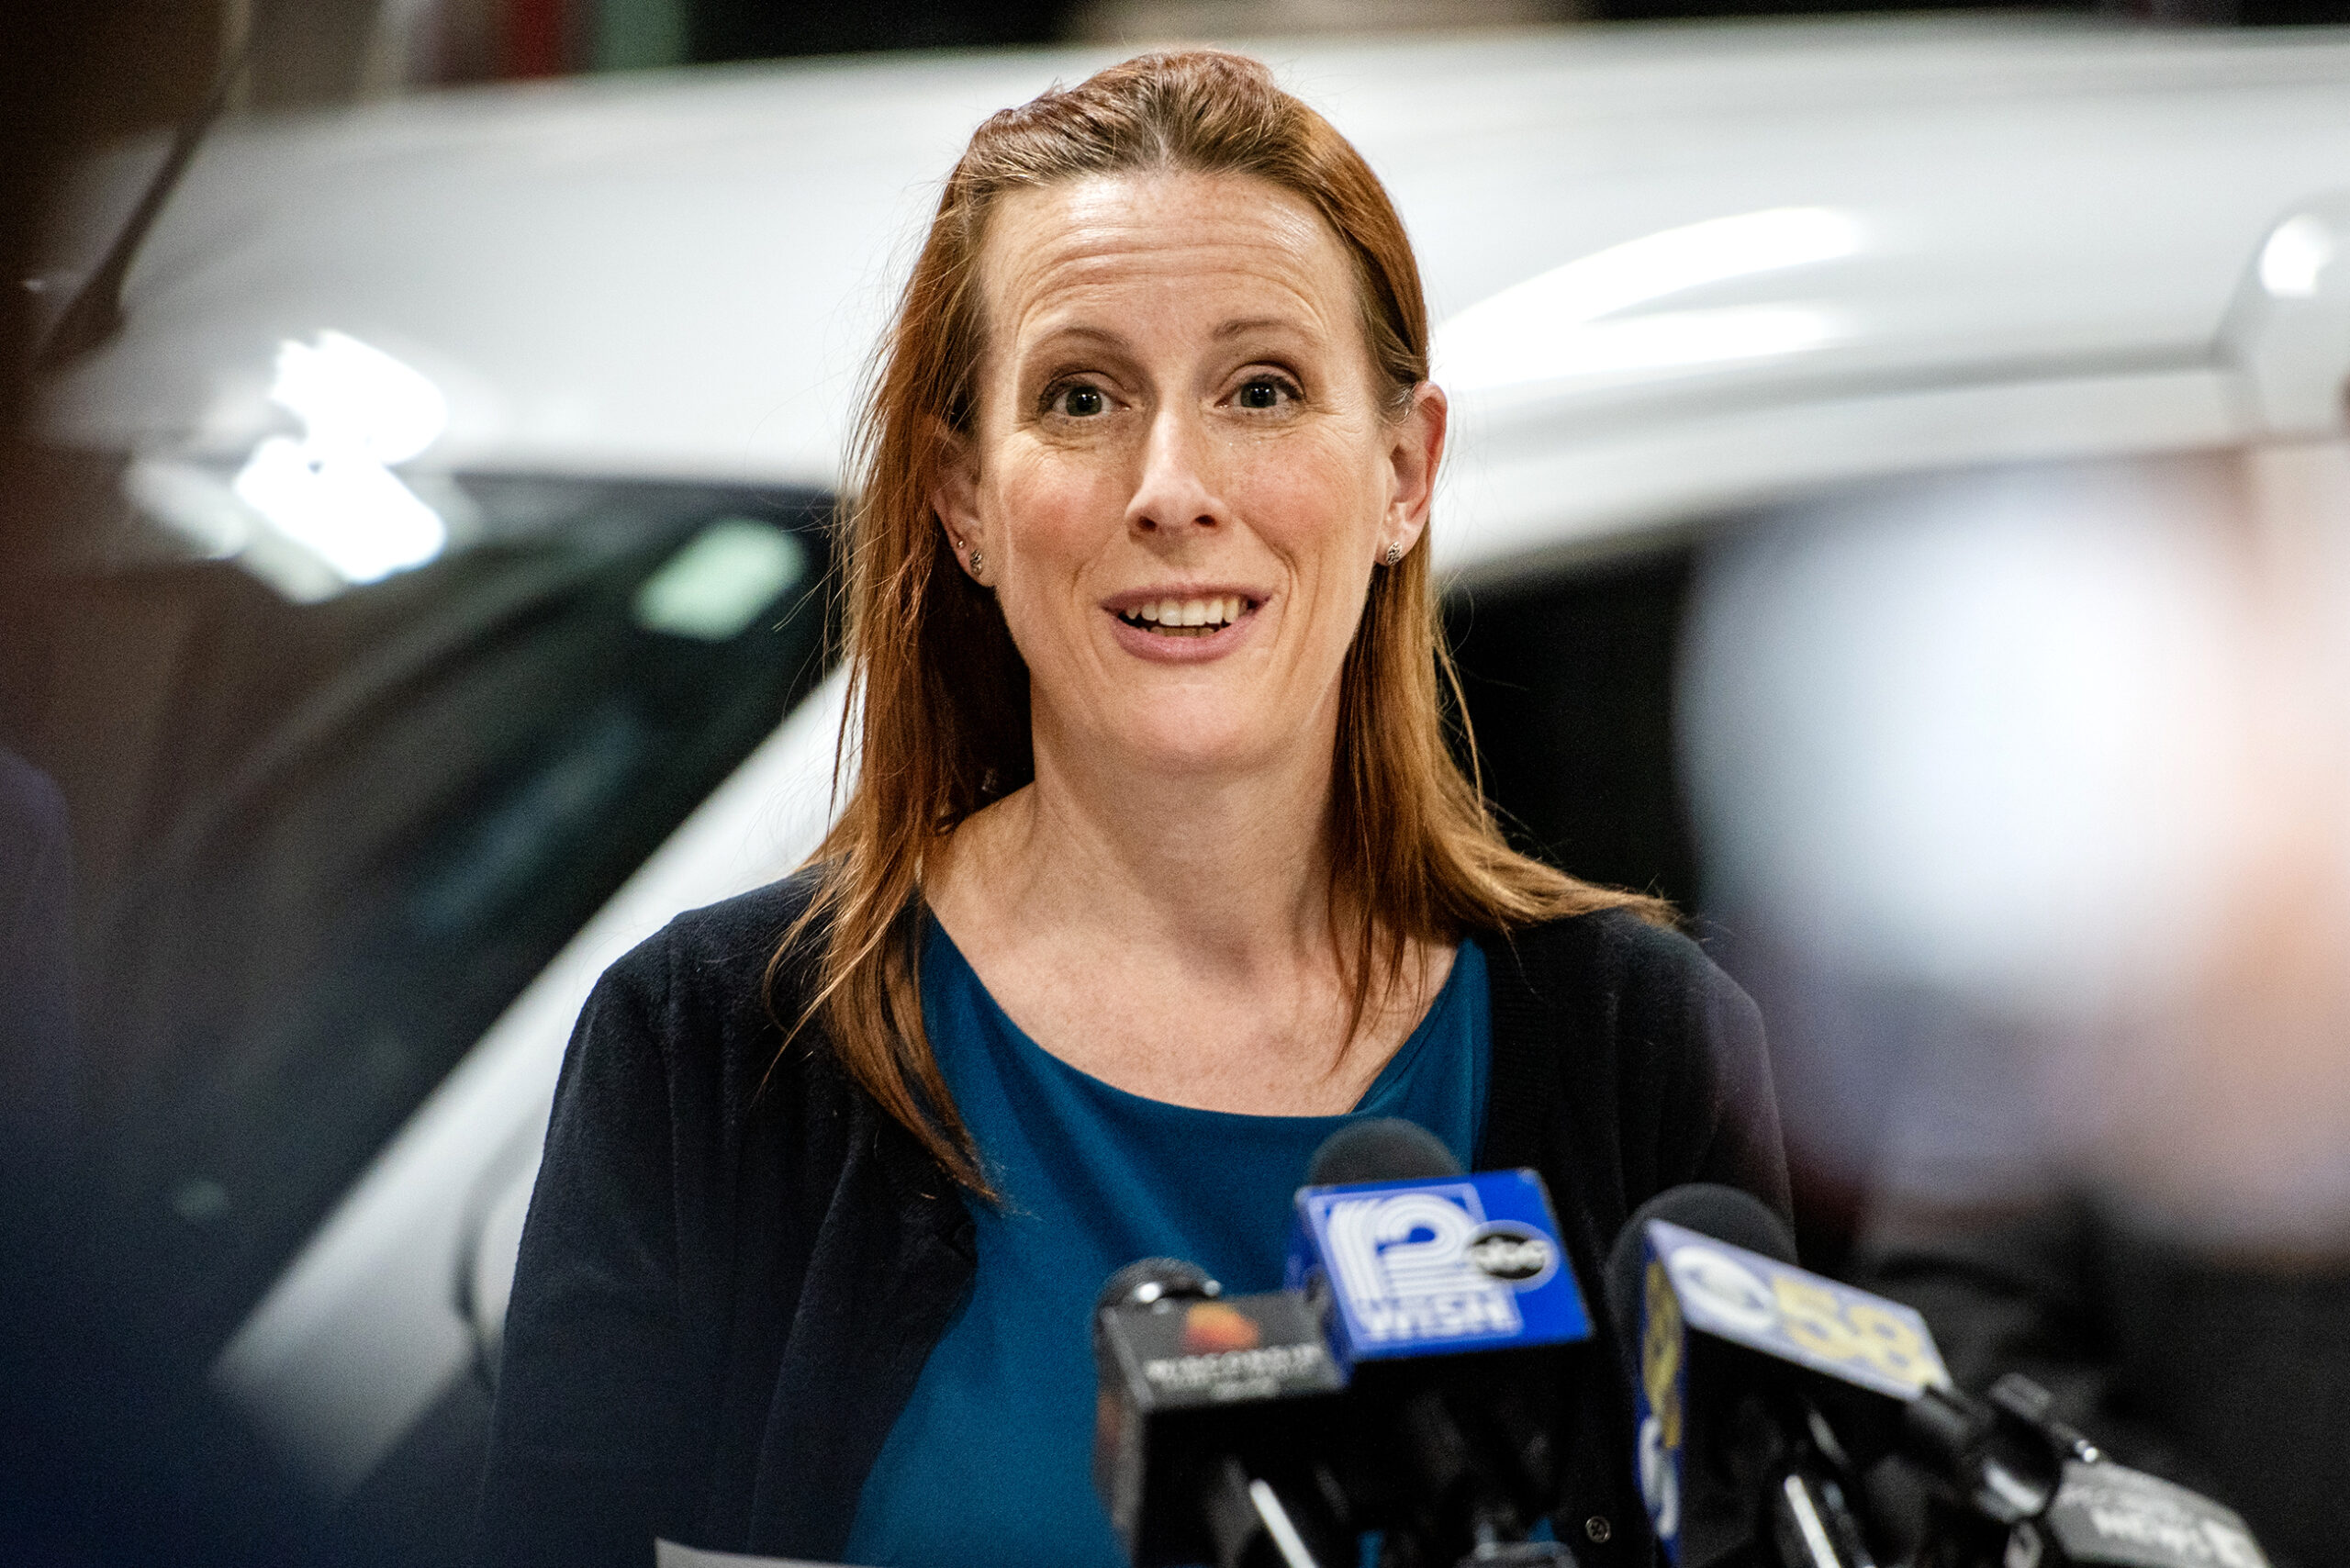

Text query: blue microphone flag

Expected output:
[1285,1169,1592,1372]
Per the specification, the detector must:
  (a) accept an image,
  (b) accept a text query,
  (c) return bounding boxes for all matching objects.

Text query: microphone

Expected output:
[1612,1186,2252,1568]
[1609,1184,2282,1568]
[1907,1369,2273,1568]
[1306,1118,1462,1186]
[1608,1185,1917,1567]
[2020,1456,2273,1568]
[1286,1119,1591,1568]
[1092,1257,1355,1568]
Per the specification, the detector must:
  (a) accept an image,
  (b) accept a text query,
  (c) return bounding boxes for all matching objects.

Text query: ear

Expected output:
[1382,381,1448,561]
[929,421,988,582]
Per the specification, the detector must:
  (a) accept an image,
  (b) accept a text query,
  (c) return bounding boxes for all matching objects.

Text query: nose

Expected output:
[1124,404,1227,540]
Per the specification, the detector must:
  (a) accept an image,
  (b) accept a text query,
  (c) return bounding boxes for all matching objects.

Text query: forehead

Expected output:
[975,170,1358,350]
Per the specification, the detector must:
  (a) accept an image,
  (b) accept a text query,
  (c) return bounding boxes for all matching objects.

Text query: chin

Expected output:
[1112,711,1288,775]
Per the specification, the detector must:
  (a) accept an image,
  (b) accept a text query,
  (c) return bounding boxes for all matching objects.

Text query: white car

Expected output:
[28,16,2350,1560]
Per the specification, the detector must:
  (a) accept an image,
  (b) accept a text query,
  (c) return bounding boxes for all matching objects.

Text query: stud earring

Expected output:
[1383,541,1404,566]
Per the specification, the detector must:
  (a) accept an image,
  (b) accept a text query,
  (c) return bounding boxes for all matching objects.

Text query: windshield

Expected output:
[1,464,836,1356]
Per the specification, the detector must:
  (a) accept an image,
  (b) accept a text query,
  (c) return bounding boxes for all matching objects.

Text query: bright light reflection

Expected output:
[1492,304,1842,382]
[1434,207,1864,393]
[2259,214,2335,300]
[231,330,450,586]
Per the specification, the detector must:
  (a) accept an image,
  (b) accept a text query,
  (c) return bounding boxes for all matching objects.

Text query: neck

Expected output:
[946,700,1345,977]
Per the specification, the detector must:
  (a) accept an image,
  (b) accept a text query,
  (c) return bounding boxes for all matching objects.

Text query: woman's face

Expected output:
[936,169,1445,781]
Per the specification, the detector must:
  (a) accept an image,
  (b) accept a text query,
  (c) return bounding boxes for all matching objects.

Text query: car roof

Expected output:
[37,17,2350,570]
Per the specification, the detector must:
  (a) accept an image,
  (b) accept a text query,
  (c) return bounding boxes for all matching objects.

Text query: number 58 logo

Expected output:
[1662,1237,1950,1400]
[1770,1274,1941,1389]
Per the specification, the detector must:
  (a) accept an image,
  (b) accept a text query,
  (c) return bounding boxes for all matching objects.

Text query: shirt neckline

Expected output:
[922,917,1479,1126]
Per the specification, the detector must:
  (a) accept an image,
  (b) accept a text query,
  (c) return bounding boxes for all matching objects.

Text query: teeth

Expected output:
[1122,596,1252,630]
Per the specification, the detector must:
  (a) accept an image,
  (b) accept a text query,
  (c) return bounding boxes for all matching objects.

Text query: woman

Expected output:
[476,50,1786,1568]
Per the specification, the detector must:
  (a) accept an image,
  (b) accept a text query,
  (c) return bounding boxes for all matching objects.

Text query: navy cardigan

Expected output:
[474,871,1788,1568]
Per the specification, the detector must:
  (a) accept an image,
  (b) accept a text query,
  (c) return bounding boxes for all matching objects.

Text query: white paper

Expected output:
[655,1540,846,1568]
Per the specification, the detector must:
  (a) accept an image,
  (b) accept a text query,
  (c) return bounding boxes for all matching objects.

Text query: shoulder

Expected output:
[1484,906,1751,1035]
[559,866,837,1132]
[1479,905,1788,1222]
[591,866,827,1035]
[616,864,825,986]
[487,868,851,1561]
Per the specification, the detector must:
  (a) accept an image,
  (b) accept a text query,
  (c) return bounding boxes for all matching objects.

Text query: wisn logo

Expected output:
[1290,1168,1586,1370]
[1320,1183,1527,1343]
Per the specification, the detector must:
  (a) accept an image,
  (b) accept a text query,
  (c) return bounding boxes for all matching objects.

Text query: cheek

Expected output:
[1237,432,1383,584]
[982,448,1125,632]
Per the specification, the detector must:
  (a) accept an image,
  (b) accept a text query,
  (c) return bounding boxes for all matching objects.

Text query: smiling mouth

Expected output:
[1115,595,1255,639]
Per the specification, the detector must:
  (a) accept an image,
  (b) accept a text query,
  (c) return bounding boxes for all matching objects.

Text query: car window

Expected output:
[0,469,836,1356]
[1445,543,1699,913]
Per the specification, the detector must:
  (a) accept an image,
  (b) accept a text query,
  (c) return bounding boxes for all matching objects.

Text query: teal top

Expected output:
[840,922,1492,1568]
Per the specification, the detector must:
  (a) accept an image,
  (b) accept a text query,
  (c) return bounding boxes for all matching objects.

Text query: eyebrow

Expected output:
[1028,323,1124,349]
[1014,314,1319,368]
[1213,316,1315,342]
[1014,322,1132,368]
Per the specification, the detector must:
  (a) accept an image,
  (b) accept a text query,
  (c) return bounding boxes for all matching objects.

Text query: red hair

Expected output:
[774,50,1664,1191]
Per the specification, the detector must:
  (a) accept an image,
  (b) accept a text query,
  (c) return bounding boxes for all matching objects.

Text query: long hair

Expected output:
[772,50,1666,1192]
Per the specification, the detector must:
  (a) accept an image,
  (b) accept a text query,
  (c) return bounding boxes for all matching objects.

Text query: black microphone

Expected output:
[1306,1118,1462,1187]
[1606,1185,1899,1568]
[1607,1185,2282,1568]
[2017,1453,2274,1568]
[1610,1185,2177,1568]
[1092,1257,1354,1568]
[1897,1360,2273,1568]
[1289,1120,1588,1568]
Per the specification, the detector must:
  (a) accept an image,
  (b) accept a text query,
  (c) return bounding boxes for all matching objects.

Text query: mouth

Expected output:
[1113,593,1259,640]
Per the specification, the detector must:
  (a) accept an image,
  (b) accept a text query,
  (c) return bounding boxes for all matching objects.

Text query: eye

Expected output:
[1232,374,1299,412]
[1050,382,1109,418]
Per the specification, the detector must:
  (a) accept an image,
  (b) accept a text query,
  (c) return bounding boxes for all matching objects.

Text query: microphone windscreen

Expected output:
[1095,1257,1220,1315]
[1604,1183,1796,1380]
[1093,1258,1222,1384]
[1306,1116,1463,1187]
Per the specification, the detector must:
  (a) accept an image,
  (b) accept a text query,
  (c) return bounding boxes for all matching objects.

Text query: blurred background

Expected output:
[7,0,2350,1564]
